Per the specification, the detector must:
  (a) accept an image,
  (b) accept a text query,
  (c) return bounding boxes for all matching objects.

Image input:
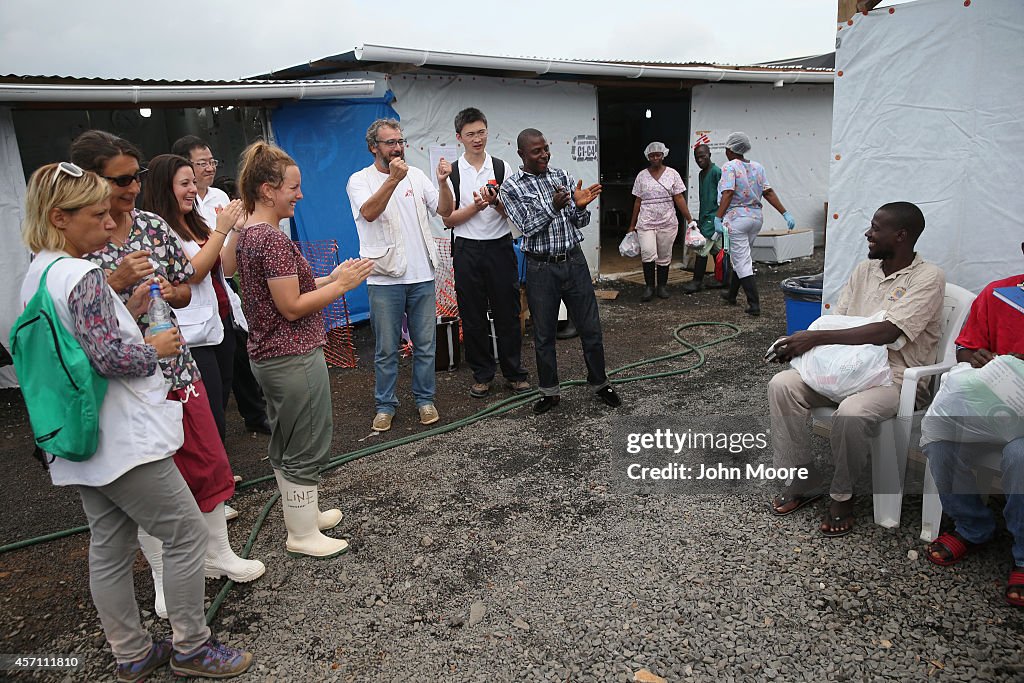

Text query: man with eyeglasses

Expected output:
[442,108,530,400]
[346,118,454,432]
[499,128,621,415]
[171,135,273,438]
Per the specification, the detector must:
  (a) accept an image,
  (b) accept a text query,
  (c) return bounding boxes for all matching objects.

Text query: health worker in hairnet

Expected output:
[627,141,697,301]
[715,132,795,315]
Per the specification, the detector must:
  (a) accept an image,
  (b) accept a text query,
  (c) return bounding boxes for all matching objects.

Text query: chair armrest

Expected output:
[897,361,956,416]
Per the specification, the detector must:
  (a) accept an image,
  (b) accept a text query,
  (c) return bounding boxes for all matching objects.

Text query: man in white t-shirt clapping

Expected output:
[442,108,530,399]
[346,118,454,433]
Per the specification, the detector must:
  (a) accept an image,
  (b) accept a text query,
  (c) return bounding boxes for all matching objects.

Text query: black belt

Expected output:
[525,246,579,263]
[455,234,512,245]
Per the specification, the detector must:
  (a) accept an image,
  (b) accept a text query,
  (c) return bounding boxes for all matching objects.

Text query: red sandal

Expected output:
[1006,567,1024,608]
[926,532,984,567]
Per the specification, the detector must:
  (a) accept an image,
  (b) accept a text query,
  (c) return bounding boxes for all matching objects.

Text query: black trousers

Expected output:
[190,315,235,443]
[452,234,528,384]
[231,325,267,423]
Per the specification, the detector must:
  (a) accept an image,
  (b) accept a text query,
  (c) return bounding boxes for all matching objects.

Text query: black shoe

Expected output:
[555,320,578,340]
[533,396,560,414]
[704,279,724,289]
[244,417,272,435]
[640,261,656,302]
[641,286,655,302]
[681,278,703,294]
[656,286,669,299]
[596,385,621,408]
[739,275,760,316]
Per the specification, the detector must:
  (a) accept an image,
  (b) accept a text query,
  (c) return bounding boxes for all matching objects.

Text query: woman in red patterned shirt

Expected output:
[234,142,373,559]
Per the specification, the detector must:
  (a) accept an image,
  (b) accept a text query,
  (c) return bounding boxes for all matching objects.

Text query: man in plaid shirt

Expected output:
[500,128,621,414]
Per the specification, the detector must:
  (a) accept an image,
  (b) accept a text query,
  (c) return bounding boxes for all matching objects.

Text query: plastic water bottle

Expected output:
[147,283,174,334]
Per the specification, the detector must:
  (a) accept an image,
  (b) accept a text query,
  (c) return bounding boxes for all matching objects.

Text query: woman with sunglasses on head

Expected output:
[17,163,253,680]
[141,154,244,444]
[234,141,373,558]
[71,131,265,618]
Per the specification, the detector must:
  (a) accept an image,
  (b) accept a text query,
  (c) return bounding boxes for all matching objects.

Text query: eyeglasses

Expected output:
[50,161,84,188]
[460,130,488,141]
[101,168,148,187]
[193,159,220,169]
[375,138,408,147]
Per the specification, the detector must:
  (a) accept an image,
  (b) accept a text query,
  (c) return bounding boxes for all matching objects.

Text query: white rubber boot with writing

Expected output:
[203,503,266,582]
[137,529,167,619]
[274,471,348,559]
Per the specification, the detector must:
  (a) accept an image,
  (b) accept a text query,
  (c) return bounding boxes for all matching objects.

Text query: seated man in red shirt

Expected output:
[924,241,1024,608]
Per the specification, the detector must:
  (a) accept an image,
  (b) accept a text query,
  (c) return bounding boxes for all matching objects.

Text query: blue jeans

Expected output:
[525,246,609,397]
[925,437,1024,565]
[367,281,436,414]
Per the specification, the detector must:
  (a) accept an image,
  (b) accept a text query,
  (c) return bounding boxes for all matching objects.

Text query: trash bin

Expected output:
[780,273,823,335]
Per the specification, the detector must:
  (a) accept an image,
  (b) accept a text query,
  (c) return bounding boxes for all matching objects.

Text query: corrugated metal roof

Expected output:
[0,75,368,86]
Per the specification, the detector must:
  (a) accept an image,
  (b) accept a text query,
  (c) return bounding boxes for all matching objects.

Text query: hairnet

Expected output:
[644,141,669,159]
[724,132,751,155]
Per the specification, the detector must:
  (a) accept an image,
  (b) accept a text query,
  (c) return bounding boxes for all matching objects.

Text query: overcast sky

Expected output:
[0,0,910,81]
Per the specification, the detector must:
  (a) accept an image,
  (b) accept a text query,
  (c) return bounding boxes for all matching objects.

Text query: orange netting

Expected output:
[294,239,357,369]
[434,236,459,320]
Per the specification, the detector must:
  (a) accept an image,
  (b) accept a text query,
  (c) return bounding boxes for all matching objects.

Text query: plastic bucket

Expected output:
[435,316,461,371]
[780,273,823,335]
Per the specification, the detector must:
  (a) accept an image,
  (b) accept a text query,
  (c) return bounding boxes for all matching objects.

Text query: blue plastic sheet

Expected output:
[271,95,398,322]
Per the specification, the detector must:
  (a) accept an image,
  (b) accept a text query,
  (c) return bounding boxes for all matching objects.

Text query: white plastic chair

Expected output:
[810,283,975,528]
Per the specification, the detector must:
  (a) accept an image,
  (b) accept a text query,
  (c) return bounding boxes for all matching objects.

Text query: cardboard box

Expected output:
[751,228,814,263]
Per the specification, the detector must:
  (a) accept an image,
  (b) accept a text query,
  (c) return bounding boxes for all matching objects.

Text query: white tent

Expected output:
[0,108,29,388]
[824,0,1024,307]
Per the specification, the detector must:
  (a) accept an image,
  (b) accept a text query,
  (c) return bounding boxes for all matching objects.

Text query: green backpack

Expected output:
[10,258,108,461]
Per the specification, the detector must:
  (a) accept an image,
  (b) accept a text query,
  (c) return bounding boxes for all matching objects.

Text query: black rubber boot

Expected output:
[640,262,655,302]
[656,265,670,299]
[721,272,741,305]
[682,255,706,294]
[739,275,760,316]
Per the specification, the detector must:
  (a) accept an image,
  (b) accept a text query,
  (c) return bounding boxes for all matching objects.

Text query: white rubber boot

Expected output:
[318,508,343,531]
[274,471,348,558]
[137,529,167,619]
[203,503,266,582]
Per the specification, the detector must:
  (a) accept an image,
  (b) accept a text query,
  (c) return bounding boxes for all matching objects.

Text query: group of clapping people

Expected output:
[18,131,372,680]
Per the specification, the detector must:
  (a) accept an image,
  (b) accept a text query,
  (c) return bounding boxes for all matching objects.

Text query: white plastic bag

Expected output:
[920,356,1024,446]
[789,312,893,403]
[684,224,706,249]
[618,231,640,258]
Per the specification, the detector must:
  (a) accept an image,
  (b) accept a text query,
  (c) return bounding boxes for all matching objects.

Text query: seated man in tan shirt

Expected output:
[767,201,945,537]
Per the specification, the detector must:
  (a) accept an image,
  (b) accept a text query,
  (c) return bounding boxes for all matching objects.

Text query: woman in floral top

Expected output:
[234,141,372,559]
[71,131,264,616]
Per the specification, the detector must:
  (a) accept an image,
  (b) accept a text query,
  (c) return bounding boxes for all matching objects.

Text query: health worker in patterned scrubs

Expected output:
[715,131,796,316]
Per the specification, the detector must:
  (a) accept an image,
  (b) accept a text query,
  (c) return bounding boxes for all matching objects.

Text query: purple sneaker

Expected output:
[170,637,253,679]
[116,638,172,682]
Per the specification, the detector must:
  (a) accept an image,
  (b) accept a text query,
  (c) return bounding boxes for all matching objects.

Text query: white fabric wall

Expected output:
[825,0,1024,306]
[0,107,29,388]
[687,83,833,244]
[388,74,601,275]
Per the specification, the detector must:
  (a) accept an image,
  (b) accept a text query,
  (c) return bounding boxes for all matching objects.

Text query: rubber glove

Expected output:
[714,216,724,235]
[783,211,796,230]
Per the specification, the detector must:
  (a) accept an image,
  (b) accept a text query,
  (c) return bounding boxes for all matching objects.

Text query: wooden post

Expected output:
[839,0,882,23]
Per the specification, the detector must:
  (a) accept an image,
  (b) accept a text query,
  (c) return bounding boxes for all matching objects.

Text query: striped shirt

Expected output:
[499,167,591,255]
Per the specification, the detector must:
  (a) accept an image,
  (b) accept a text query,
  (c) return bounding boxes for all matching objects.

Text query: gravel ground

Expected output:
[2,249,1023,682]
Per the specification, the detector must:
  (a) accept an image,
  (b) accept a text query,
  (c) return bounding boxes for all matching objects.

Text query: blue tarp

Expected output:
[271,95,398,323]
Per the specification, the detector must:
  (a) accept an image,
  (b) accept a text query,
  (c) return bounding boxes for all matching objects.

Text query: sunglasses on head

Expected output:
[50,161,84,188]
[101,167,148,187]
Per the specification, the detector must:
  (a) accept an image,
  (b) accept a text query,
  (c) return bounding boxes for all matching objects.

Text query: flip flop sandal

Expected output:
[1005,567,1024,608]
[820,510,855,538]
[926,532,983,567]
[769,490,823,517]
